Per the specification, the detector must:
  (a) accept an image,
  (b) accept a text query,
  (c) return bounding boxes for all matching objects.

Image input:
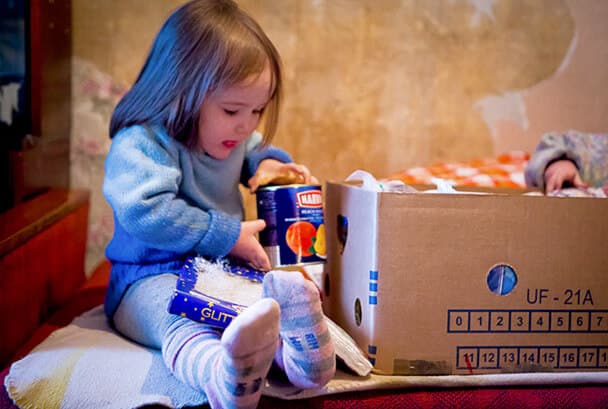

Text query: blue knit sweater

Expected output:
[102,125,291,319]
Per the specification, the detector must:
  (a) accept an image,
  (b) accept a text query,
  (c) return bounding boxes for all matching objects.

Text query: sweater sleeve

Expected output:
[524,131,584,190]
[103,127,240,257]
[241,131,293,184]
[525,131,608,190]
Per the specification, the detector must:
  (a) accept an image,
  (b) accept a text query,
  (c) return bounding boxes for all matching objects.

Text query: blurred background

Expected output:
[17,0,608,273]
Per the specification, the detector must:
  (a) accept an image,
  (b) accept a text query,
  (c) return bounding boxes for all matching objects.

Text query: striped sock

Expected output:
[163,298,280,409]
[262,270,335,389]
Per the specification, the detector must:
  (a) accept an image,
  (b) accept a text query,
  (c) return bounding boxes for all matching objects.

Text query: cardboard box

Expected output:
[324,181,608,375]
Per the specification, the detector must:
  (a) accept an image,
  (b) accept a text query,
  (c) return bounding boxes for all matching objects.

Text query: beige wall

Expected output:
[71,0,608,272]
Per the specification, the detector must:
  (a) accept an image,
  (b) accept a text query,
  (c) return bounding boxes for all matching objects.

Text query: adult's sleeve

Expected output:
[524,131,584,190]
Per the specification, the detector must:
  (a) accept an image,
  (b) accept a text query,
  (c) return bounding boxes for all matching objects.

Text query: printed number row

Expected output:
[457,346,608,370]
[448,310,608,333]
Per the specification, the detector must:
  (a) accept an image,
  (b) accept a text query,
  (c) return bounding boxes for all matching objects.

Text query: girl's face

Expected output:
[197,64,272,159]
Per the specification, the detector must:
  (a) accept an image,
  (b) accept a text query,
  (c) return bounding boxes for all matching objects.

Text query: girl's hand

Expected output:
[544,159,587,193]
[229,220,271,271]
[248,159,318,192]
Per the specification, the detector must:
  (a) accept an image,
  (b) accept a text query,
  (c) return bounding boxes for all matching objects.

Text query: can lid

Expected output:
[258,183,322,192]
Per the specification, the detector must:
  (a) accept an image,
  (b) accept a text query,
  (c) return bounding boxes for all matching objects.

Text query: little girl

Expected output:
[525,130,608,194]
[103,1,335,407]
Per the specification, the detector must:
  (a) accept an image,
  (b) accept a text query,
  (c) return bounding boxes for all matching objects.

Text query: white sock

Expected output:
[262,270,335,388]
[163,298,280,409]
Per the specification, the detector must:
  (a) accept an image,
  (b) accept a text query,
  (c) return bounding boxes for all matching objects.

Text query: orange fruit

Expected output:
[285,221,317,257]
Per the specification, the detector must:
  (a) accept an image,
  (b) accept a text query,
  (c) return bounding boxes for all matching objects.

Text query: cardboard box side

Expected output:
[375,193,608,375]
[325,181,379,360]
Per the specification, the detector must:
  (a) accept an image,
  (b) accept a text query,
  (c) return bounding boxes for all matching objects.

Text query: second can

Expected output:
[256,184,326,268]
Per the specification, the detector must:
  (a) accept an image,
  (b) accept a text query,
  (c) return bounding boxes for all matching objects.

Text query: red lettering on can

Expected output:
[296,190,322,208]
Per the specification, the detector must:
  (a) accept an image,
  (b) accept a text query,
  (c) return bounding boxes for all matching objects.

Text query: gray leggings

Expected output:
[113,273,211,348]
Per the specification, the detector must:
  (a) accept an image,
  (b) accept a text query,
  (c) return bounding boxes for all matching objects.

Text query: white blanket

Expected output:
[6,306,608,408]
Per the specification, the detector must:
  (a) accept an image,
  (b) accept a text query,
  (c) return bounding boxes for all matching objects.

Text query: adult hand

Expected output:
[229,219,271,271]
[544,159,587,193]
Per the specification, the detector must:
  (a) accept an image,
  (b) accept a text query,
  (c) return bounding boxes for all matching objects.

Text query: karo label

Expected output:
[296,190,323,208]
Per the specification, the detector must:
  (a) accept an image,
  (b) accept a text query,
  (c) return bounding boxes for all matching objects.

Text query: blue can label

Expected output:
[256,184,326,267]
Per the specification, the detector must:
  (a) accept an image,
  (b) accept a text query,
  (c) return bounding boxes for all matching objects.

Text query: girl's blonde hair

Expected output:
[110,0,282,146]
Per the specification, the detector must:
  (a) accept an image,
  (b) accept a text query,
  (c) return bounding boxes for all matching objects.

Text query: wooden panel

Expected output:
[7,0,72,206]
[26,0,72,193]
[0,189,89,367]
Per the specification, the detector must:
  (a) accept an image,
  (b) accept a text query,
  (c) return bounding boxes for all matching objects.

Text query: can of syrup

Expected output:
[256,184,326,268]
